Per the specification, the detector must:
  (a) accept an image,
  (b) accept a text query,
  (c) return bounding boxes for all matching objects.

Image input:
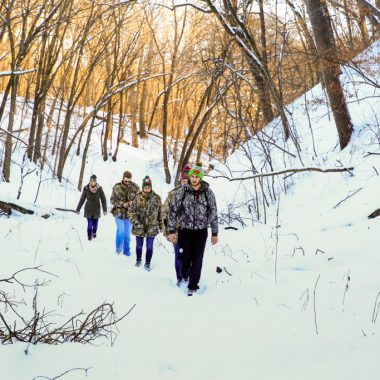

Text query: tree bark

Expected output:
[305,0,353,149]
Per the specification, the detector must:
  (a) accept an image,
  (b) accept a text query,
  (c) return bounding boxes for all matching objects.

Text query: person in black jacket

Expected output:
[76,174,107,240]
[168,163,218,296]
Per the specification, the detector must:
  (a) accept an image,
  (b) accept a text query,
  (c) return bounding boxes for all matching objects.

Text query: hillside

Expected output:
[1,41,380,380]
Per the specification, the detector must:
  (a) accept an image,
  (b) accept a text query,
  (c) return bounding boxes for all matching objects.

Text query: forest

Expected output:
[1,0,380,187]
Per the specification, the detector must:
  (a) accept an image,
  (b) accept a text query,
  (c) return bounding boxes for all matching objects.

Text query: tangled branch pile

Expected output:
[0,267,134,345]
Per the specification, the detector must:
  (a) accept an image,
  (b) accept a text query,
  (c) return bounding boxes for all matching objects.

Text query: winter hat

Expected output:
[142,175,152,189]
[188,162,204,181]
[90,174,97,181]
[180,163,192,180]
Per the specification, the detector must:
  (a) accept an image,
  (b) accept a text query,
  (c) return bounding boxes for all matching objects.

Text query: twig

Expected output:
[32,367,93,380]
[292,246,305,257]
[300,289,310,311]
[372,291,380,324]
[274,195,280,286]
[313,274,321,335]
[223,267,232,276]
[342,270,350,306]
[333,188,363,209]
[363,152,380,158]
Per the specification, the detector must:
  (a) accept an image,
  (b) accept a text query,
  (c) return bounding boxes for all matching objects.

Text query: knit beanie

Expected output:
[188,162,204,181]
[90,174,97,181]
[142,175,152,189]
[180,163,192,180]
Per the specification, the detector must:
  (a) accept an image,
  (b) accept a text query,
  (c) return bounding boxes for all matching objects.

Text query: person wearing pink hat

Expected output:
[162,163,191,285]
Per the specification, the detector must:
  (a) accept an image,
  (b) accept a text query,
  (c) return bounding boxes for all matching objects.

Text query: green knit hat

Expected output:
[188,162,204,180]
[142,175,152,189]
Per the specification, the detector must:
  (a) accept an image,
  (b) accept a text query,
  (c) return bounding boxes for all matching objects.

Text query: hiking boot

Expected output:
[135,260,142,267]
[93,233,97,238]
[188,289,196,297]
[144,263,151,271]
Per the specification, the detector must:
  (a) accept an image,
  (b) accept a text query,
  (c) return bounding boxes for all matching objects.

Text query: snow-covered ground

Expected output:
[1,42,380,380]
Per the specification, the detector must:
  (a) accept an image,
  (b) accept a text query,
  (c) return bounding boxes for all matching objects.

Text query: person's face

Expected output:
[90,179,97,186]
[123,177,132,186]
[143,185,152,193]
[180,178,188,186]
[189,174,200,187]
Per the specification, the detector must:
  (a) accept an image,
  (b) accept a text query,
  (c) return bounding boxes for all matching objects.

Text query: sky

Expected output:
[1,41,380,380]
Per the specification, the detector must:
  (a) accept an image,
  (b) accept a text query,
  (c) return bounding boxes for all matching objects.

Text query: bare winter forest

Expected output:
[1,0,380,186]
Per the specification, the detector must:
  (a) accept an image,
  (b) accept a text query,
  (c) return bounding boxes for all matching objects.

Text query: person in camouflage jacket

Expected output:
[168,163,218,296]
[128,175,162,271]
[162,163,191,284]
[76,174,107,240]
[110,170,140,256]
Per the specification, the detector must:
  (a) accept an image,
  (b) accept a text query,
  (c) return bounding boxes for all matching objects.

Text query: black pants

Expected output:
[178,228,208,290]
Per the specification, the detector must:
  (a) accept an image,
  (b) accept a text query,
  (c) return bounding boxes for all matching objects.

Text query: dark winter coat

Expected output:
[167,181,218,236]
[76,184,107,219]
[162,184,181,239]
[110,181,140,219]
[128,190,162,237]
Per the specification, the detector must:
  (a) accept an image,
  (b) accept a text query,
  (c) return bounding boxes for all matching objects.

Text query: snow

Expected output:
[1,41,380,380]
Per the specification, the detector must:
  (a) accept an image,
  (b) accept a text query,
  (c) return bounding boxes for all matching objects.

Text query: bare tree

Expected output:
[305,0,353,149]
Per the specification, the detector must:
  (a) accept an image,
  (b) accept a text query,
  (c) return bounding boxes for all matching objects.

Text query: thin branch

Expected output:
[333,188,362,209]
[32,367,93,380]
[209,167,354,181]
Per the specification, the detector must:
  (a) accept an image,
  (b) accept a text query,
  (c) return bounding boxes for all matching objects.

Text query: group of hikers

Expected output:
[76,163,219,296]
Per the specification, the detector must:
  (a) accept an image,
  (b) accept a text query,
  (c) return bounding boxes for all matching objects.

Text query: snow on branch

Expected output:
[156,2,212,13]
[94,0,136,8]
[0,69,36,78]
[209,166,354,181]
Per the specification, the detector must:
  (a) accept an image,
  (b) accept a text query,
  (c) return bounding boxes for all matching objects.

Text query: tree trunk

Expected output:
[305,0,353,149]
[343,0,354,49]
[102,98,113,161]
[356,0,370,47]
[78,115,96,190]
[112,92,125,161]
[130,90,139,148]
[2,76,18,182]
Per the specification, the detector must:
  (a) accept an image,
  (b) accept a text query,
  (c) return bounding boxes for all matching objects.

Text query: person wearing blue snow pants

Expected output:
[114,218,132,255]
[110,170,140,256]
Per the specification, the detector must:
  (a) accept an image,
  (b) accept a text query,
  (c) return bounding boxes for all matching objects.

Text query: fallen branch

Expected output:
[208,166,354,181]
[369,209,380,219]
[55,207,77,213]
[0,200,77,216]
[0,200,34,215]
